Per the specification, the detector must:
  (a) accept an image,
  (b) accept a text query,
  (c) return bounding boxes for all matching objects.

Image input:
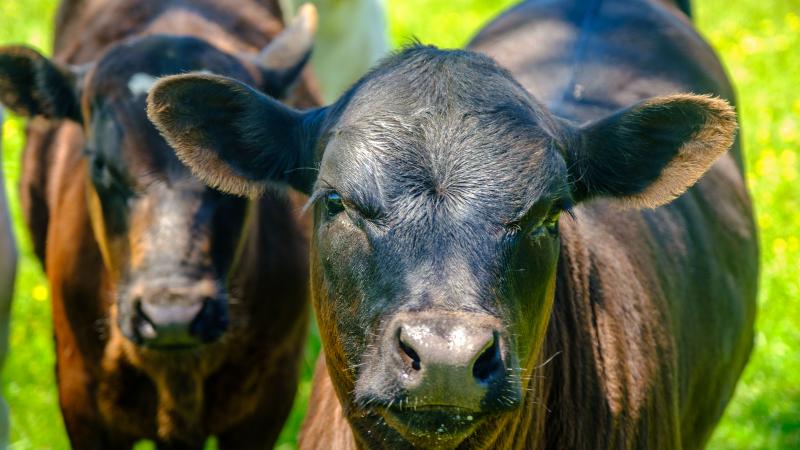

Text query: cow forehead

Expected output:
[85,100,199,187]
[83,36,252,179]
[86,35,251,103]
[322,115,559,220]
[318,50,567,225]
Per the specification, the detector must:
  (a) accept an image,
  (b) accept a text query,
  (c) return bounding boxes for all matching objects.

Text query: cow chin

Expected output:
[352,378,522,449]
[381,407,485,449]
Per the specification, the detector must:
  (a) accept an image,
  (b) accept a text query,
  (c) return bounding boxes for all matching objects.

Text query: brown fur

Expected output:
[19,1,320,448]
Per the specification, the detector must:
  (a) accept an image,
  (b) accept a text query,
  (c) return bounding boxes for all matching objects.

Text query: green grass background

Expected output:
[1,0,798,448]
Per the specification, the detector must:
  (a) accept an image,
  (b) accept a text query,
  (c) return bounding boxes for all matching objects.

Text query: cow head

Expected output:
[0,6,317,350]
[147,46,736,445]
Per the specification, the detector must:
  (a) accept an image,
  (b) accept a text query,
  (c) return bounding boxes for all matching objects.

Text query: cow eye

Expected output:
[544,210,561,232]
[529,210,561,240]
[89,154,134,198]
[325,191,345,217]
[90,156,114,190]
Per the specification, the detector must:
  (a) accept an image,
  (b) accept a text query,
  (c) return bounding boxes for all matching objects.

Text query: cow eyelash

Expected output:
[507,199,573,238]
[325,191,345,217]
[560,199,576,220]
[302,190,339,221]
[307,189,346,211]
[307,187,385,225]
[307,189,360,222]
[305,188,335,212]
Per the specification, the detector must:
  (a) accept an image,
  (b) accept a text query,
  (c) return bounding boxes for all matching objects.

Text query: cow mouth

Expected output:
[381,406,485,449]
[139,341,203,351]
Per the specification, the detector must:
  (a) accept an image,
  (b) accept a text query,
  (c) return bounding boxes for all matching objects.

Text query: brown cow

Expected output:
[147,0,758,448]
[0,1,320,448]
[0,107,19,447]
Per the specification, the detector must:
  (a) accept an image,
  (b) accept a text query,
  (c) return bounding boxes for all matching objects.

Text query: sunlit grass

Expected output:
[1,1,797,449]
[695,2,800,448]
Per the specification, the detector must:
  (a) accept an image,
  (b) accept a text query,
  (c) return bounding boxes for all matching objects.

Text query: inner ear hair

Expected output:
[624,94,736,209]
[575,93,737,209]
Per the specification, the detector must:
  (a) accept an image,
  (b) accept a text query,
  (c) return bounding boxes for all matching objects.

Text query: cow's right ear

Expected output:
[147,73,324,197]
[0,45,82,121]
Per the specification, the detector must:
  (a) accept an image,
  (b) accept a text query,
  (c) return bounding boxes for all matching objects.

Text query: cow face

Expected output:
[0,9,316,350]
[147,46,736,446]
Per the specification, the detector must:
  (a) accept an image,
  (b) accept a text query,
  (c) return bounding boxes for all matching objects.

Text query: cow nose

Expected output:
[389,313,507,410]
[132,297,228,348]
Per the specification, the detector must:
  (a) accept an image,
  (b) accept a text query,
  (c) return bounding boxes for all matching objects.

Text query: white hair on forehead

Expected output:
[129,71,216,98]
[128,73,159,97]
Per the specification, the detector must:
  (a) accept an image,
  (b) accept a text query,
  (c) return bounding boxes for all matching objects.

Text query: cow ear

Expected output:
[252,3,317,98]
[0,45,82,121]
[146,73,323,197]
[565,94,737,209]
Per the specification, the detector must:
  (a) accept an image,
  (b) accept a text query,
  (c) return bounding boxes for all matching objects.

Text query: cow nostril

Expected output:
[190,297,227,342]
[133,297,157,340]
[398,330,422,371]
[472,333,503,383]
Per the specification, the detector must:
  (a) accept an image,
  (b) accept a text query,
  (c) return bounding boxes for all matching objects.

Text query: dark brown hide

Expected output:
[16,1,318,448]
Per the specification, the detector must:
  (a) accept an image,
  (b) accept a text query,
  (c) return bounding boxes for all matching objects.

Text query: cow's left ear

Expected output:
[249,3,317,98]
[565,94,737,209]
[0,45,82,121]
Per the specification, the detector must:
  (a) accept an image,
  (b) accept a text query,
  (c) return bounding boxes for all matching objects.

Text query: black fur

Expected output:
[568,98,707,201]
[0,46,81,121]
[147,20,744,446]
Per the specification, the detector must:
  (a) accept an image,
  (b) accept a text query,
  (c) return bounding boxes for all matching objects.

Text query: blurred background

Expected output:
[0,0,798,448]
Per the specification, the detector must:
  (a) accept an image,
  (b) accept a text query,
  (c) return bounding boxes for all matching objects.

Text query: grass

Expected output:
[1,0,798,448]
